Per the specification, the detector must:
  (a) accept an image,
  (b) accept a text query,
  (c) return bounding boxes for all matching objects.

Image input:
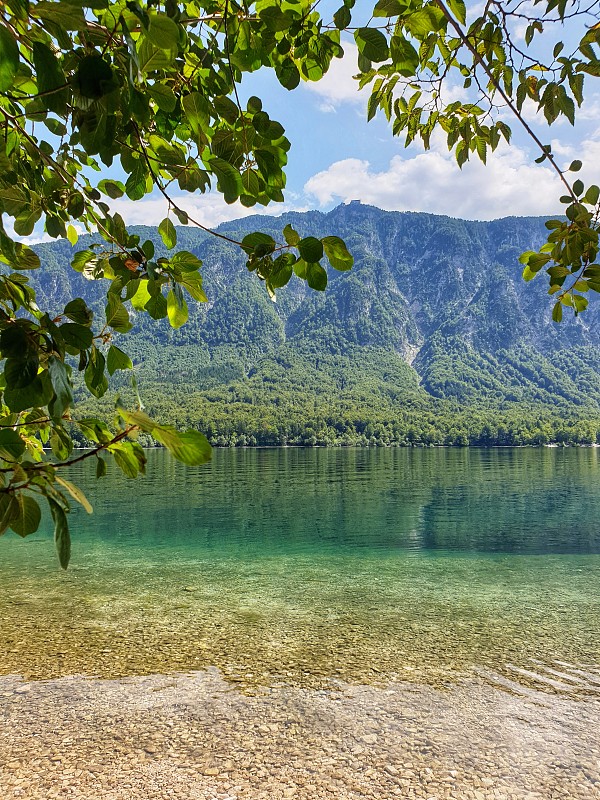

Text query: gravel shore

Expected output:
[1,669,598,800]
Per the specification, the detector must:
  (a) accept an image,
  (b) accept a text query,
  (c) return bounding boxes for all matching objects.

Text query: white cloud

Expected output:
[12,193,309,246]
[550,138,575,159]
[110,192,308,230]
[304,129,600,220]
[303,42,367,112]
[577,95,600,122]
[304,136,566,220]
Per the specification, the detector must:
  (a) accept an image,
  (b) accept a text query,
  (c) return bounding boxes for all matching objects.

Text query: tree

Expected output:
[0,0,597,565]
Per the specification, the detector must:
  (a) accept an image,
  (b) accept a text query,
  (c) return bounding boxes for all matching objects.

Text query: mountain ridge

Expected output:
[28,204,600,446]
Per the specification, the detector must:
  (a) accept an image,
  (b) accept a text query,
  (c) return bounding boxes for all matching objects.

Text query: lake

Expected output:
[1,448,599,799]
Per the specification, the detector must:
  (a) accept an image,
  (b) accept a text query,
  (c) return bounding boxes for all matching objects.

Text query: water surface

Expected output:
[1,447,599,693]
[2,448,600,799]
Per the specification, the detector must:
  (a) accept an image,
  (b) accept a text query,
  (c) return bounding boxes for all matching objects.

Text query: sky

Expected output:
[110,25,600,233]
[21,6,600,240]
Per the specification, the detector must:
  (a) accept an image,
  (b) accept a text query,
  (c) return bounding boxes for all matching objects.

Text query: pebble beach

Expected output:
[1,669,599,800]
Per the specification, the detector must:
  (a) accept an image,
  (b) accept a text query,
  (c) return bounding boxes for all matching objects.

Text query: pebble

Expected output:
[0,670,598,800]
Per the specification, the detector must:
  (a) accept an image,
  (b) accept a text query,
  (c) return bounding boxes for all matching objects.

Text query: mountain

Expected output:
[30,203,600,446]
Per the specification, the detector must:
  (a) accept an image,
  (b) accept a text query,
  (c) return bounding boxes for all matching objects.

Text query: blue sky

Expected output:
[108,22,600,232]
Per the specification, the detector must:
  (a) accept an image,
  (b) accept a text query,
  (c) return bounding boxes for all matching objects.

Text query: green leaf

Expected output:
[56,476,93,514]
[179,272,208,302]
[0,24,20,92]
[389,36,419,74]
[76,54,114,99]
[447,0,467,24]
[0,325,27,358]
[146,12,179,55]
[573,294,589,314]
[12,244,41,271]
[293,258,307,279]
[552,301,563,323]
[105,295,132,333]
[0,494,18,536]
[138,38,175,72]
[71,250,96,275]
[78,417,112,445]
[125,160,148,201]
[107,345,133,375]
[85,348,108,398]
[118,409,211,466]
[585,185,600,205]
[0,429,26,460]
[334,5,352,27]
[322,236,353,271]
[270,254,294,289]
[167,288,188,328]
[10,495,41,538]
[276,58,300,90]
[32,41,68,115]
[406,6,446,36]
[373,0,403,15]
[306,262,328,291]
[182,92,210,138]
[145,292,168,320]
[13,208,42,237]
[98,179,125,199]
[4,356,38,389]
[171,251,202,272]
[131,280,152,311]
[64,298,93,325]
[60,323,93,350]
[354,28,389,63]
[48,498,70,569]
[5,373,53,413]
[165,430,212,465]
[283,224,300,246]
[66,225,79,246]
[158,217,177,249]
[241,169,260,197]
[298,236,324,262]
[50,426,73,460]
[48,356,73,421]
[242,232,276,257]
[33,1,86,30]
[148,135,186,167]
[96,456,107,478]
[153,426,212,466]
[109,441,146,478]
[148,83,177,112]
[206,157,243,204]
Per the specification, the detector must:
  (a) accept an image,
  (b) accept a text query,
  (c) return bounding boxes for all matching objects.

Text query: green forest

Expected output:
[46,206,600,449]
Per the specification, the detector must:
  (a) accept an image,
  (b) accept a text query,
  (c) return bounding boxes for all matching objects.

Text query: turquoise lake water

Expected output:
[1,447,599,693]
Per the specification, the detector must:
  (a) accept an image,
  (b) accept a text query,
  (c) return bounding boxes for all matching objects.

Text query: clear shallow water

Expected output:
[1,447,599,693]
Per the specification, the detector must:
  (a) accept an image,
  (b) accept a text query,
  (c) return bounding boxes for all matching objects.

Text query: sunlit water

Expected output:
[2,447,599,691]
[1,448,599,798]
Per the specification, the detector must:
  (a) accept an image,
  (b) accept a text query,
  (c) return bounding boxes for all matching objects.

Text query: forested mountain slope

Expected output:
[31,204,600,445]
